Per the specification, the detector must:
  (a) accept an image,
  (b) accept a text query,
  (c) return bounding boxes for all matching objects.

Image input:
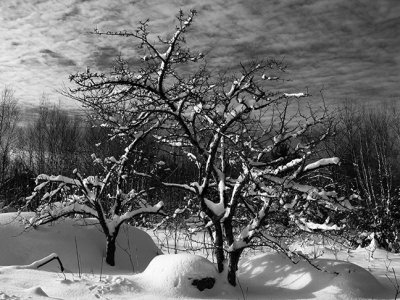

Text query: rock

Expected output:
[191,277,215,291]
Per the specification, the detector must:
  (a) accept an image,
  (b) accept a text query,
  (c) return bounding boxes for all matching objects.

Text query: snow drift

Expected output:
[0,212,161,274]
[0,212,396,299]
[238,252,388,299]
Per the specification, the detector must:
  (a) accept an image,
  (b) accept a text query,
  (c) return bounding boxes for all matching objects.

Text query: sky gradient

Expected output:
[1,0,399,109]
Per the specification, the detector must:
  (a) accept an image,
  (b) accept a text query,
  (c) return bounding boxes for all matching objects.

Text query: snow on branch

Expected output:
[31,202,99,226]
[283,92,308,98]
[108,201,165,234]
[119,201,164,221]
[261,74,280,81]
[153,200,193,230]
[161,182,198,193]
[303,157,340,172]
[204,197,225,217]
[270,157,305,175]
[227,223,257,252]
[35,174,81,186]
[227,192,270,252]
[15,253,64,272]
[221,169,249,222]
[153,134,191,147]
[294,217,344,232]
[157,10,197,97]
[262,174,315,193]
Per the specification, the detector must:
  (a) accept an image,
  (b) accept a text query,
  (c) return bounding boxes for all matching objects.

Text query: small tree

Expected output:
[62,10,353,285]
[26,121,165,266]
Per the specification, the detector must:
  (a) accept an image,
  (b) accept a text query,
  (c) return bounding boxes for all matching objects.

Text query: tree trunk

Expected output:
[223,215,241,286]
[214,222,225,272]
[105,235,117,266]
[227,249,243,286]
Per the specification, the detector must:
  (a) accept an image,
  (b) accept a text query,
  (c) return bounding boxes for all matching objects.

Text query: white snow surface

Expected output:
[238,252,387,299]
[0,213,160,273]
[0,212,398,299]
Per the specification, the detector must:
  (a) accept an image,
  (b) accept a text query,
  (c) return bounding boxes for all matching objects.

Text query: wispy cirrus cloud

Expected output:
[0,0,399,108]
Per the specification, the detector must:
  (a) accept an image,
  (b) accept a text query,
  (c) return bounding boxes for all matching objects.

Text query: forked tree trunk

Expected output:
[105,235,117,266]
[227,249,243,286]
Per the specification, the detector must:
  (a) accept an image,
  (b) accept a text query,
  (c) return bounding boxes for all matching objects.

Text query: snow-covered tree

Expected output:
[25,122,165,266]
[61,10,353,285]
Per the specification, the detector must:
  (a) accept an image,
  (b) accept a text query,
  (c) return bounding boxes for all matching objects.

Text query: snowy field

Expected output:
[0,212,399,300]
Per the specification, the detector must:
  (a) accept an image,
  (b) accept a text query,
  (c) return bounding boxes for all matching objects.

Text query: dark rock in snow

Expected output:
[191,277,215,291]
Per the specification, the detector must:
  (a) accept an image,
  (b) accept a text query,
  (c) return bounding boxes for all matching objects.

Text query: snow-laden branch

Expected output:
[283,92,308,98]
[270,157,305,175]
[262,174,315,193]
[227,196,270,252]
[157,10,197,98]
[161,182,197,193]
[15,253,64,272]
[204,198,225,218]
[294,216,344,232]
[31,202,99,226]
[35,174,82,187]
[303,157,340,172]
[107,201,164,234]
[221,167,250,222]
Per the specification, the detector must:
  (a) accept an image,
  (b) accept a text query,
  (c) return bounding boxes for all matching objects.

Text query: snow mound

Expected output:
[0,212,161,274]
[315,259,385,298]
[238,252,387,299]
[138,253,221,297]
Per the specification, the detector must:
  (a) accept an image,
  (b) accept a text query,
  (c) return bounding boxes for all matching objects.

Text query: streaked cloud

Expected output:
[39,49,77,67]
[0,0,399,108]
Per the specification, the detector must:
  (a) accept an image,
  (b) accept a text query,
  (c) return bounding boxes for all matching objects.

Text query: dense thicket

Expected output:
[327,102,400,251]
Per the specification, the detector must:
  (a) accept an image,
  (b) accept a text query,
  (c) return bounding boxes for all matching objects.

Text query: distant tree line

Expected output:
[0,88,197,211]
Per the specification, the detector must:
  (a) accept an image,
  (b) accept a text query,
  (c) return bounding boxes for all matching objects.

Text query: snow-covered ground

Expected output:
[0,212,399,299]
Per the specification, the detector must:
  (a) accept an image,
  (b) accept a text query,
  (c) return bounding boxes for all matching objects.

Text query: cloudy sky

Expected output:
[1,0,399,109]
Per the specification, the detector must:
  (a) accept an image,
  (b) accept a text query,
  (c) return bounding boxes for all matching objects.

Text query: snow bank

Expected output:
[137,253,226,298]
[238,252,387,299]
[0,212,396,299]
[0,212,161,274]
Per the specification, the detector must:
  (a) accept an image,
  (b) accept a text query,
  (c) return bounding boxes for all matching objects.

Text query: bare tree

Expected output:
[53,10,352,285]
[20,98,84,175]
[330,102,400,251]
[0,88,20,192]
